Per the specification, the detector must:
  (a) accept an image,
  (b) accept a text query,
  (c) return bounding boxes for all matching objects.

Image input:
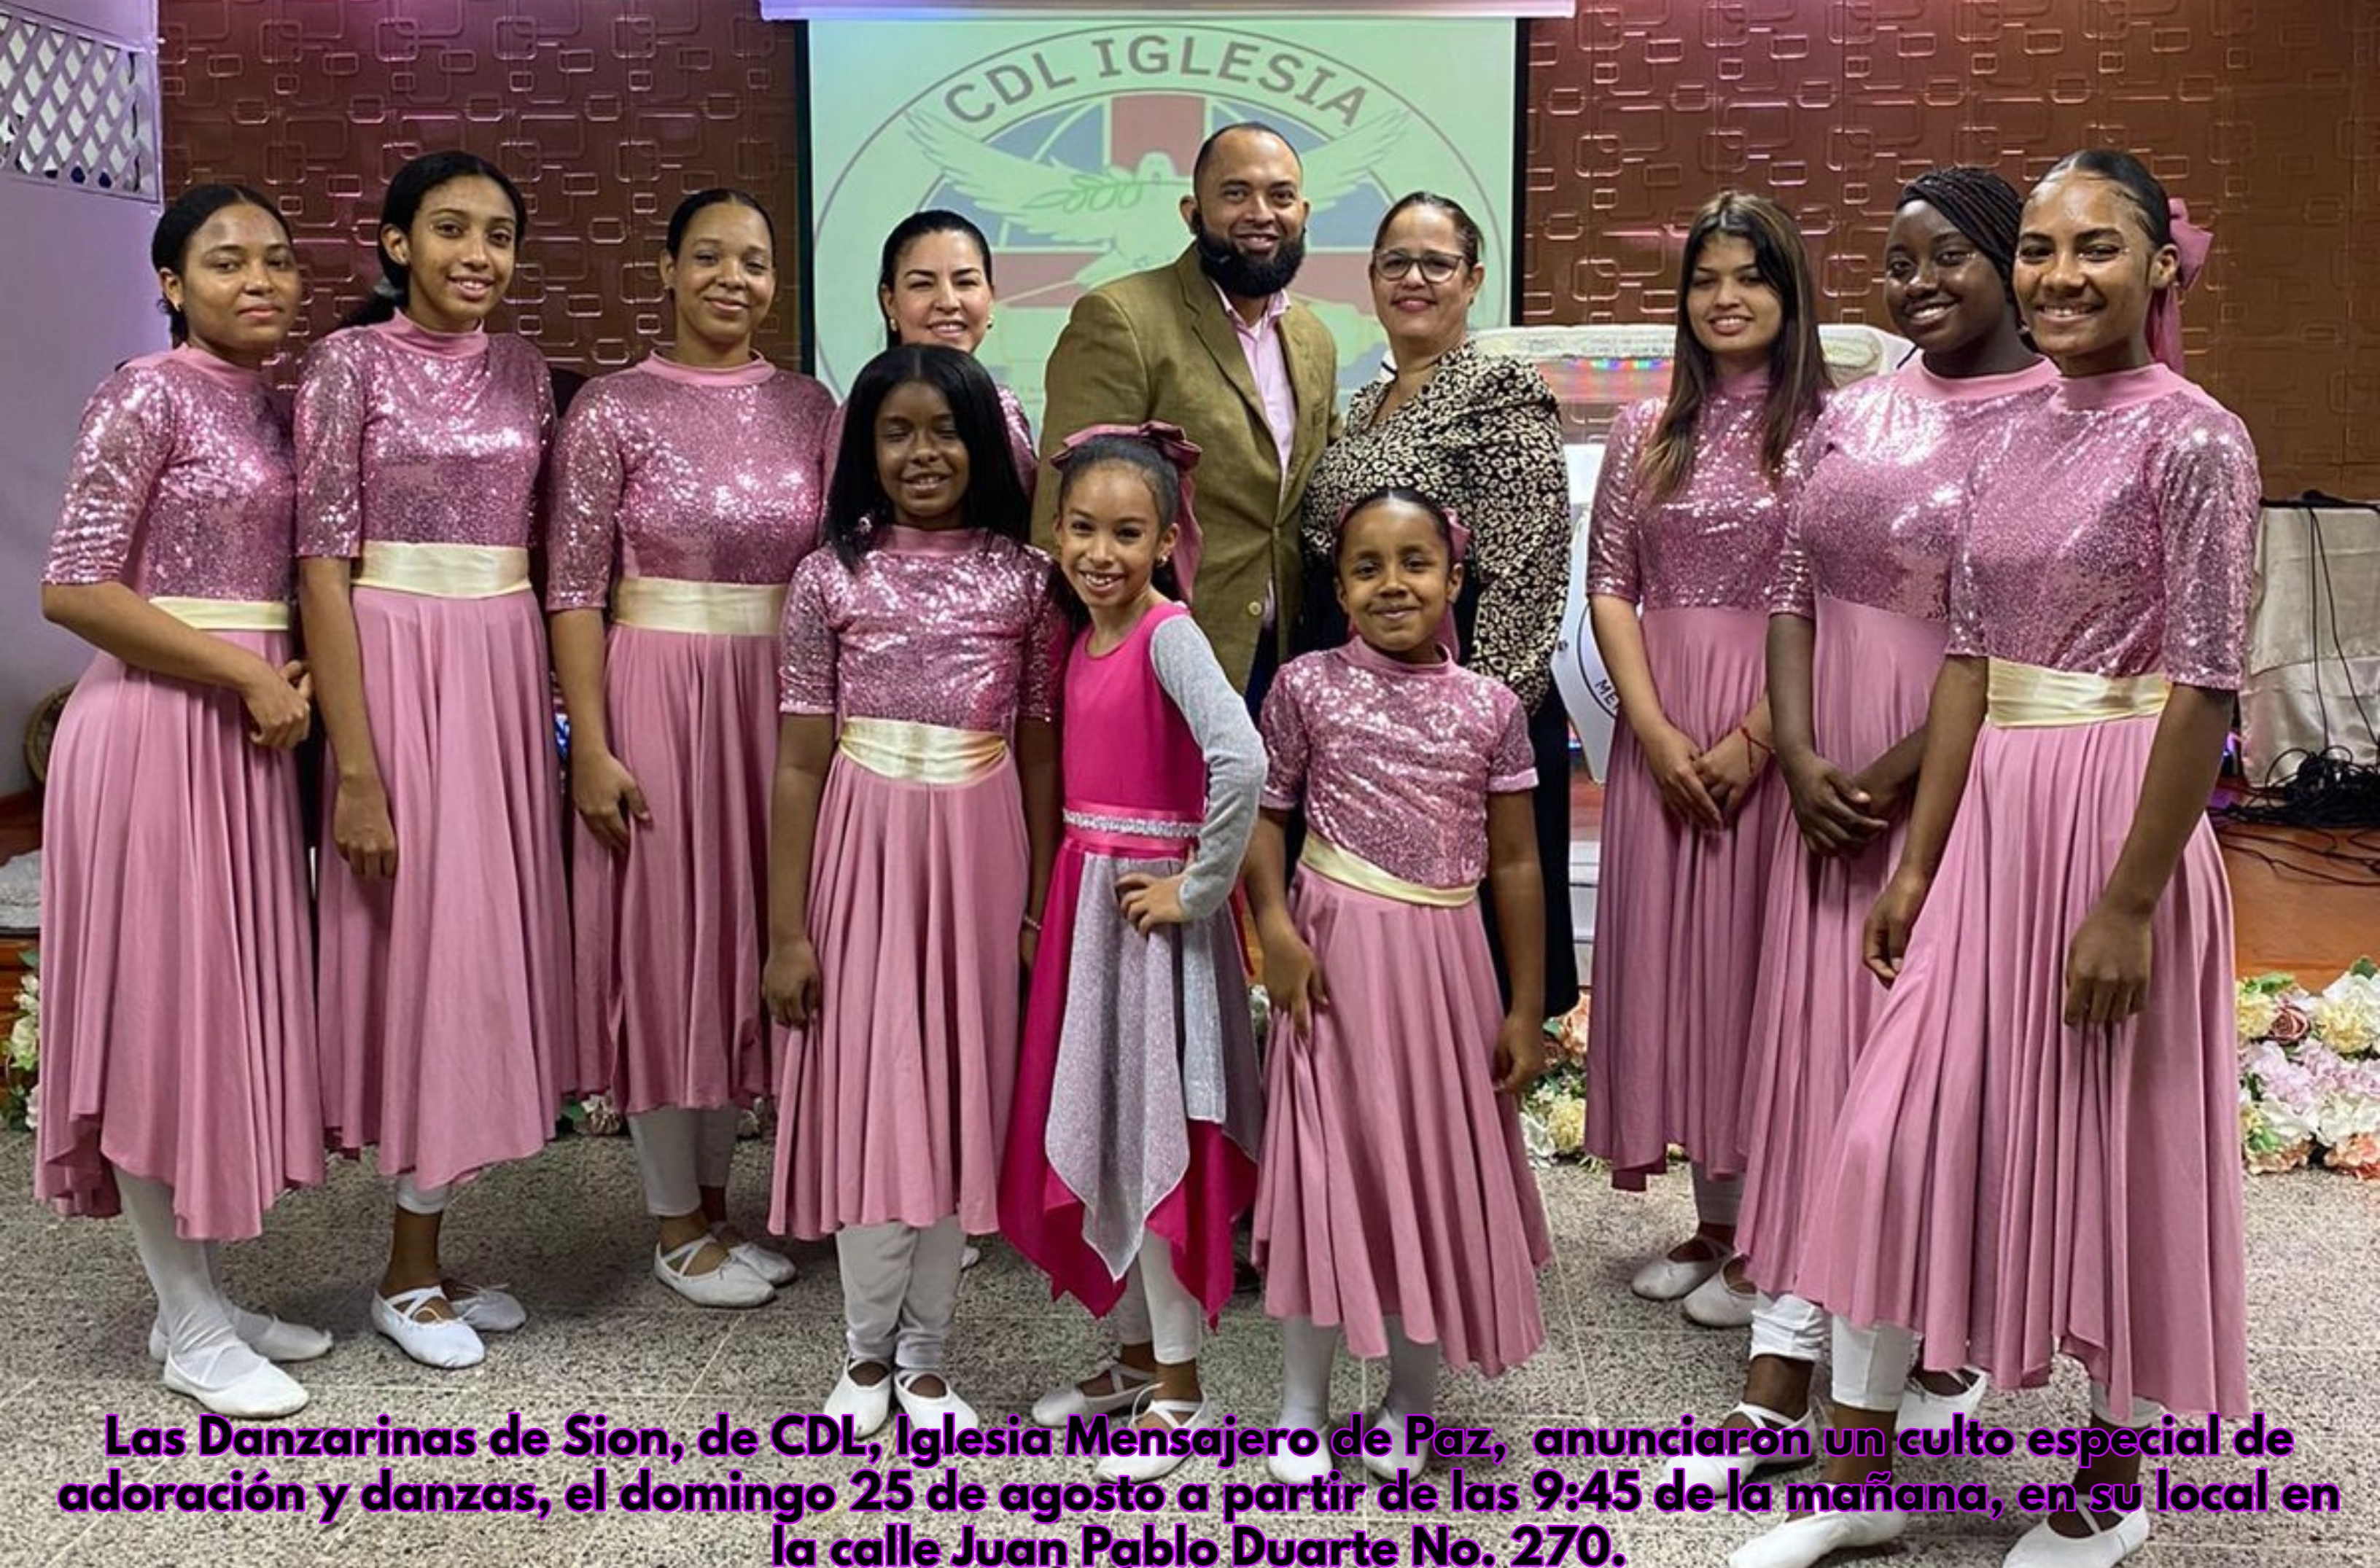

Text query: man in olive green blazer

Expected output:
[1034,125,1338,698]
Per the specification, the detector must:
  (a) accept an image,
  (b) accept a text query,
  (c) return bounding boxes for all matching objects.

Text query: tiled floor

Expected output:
[3,1131,2373,1567]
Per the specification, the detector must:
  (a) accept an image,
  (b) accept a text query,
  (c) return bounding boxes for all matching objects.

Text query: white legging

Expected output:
[1692,1165,1742,1228]
[628,1104,740,1218]
[118,1171,241,1368]
[1831,1319,2166,1429]
[1110,1231,1203,1365]
[837,1217,966,1370]
[1750,1291,1827,1364]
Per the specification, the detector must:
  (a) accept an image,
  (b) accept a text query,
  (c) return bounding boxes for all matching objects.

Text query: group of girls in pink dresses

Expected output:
[37,134,2259,1568]
[1584,156,2255,1568]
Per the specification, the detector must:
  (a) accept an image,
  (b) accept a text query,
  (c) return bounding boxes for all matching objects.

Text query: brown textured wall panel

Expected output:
[161,0,802,375]
[1526,0,2379,497]
[159,0,2373,495]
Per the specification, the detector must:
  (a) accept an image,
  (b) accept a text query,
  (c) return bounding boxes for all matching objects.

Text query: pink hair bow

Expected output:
[1331,494,1471,657]
[2147,198,2213,375]
[1052,421,1205,602]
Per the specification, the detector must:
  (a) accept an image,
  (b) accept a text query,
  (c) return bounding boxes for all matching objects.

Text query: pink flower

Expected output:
[2271,1002,2313,1045]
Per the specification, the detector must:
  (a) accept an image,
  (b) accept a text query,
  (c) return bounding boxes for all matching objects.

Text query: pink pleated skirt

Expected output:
[1789,711,2251,1416]
[572,625,777,1116]
[1583,606,1789,1187]
[1738,599,1947,1292]
[35,636,323,1239]
[1253,870,1552,1378]
[771,750,1026,1240]
[316,588,585,1192]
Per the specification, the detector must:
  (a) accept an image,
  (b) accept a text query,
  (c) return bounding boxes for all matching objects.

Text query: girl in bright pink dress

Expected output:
[1002,425,1265,1481]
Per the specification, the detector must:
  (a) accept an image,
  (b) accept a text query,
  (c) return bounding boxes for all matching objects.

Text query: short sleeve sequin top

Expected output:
[294,316,553,558]
[44,347,295,603]
[546,356,837,609]
[778,526,1064,732]
[1259,639,1536,889]
[1947,363,2260,690]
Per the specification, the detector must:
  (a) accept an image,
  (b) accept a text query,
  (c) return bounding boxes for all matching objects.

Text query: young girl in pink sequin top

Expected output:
[1582,191,1832,1317]
[1247,488,1549,1486]
[39,186,324,1421]
[1741,151,2258,1568]
[548,190,836,1311]
[764,344,1062,1436]
[296,152,587,1373]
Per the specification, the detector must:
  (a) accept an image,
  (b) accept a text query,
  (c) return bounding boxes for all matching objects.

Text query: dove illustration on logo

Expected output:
[905,109,1412,292]
[809,23,1508,411]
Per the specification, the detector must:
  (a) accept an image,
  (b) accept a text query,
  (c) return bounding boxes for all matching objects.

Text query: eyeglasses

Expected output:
[1372,250,1469,284]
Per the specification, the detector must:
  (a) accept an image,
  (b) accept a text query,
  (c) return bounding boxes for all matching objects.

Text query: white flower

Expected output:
[2312,972,2380,1057]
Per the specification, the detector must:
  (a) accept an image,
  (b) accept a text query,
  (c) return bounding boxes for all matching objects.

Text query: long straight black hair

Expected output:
[1640,190,1829,502]
[820,343,1030,567]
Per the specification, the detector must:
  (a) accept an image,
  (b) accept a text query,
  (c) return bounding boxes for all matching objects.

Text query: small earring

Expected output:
[886,317,898,333]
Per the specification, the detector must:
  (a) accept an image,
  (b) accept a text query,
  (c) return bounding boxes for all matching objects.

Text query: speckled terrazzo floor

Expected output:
[2,1131,2371,1568]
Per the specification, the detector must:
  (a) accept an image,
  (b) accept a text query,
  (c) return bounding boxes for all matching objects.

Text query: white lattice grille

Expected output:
[0,7,157,197]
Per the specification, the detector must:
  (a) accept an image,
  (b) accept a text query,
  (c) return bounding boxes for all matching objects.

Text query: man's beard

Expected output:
[1191,217,1307,299]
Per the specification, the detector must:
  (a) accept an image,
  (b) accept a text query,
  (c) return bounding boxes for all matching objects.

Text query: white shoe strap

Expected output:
[381,1286,454,1323]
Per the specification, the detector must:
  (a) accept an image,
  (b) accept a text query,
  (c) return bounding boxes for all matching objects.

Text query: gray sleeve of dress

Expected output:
[1148,615,1267,922]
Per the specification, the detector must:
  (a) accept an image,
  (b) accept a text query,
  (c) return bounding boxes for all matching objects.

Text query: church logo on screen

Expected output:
[812,24,1503,409]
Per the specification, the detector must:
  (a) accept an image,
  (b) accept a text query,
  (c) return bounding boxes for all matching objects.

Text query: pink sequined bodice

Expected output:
[547,356,837,609]
[1949,364,2260,689]
[1585,374,1820,612]
[779,526,1062,730]
[1773,361,2059,622]
[44,348,295,602]
[1259,639,1536,889]
[295,315,553,558]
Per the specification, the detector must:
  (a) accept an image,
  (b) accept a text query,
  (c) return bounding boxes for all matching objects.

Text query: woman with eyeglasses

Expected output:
[1299,192,1578,1029]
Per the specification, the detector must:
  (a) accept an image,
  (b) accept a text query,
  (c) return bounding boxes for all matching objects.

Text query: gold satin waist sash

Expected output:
[613,577,785,636]
[1987,660,2169,729]
[149,596,290,632]
[1300,836,1476,909]
[837,717,1006,785]
[355,542,531,599]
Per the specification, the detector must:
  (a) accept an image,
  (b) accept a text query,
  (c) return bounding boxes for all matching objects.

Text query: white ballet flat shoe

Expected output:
[1031,1361,1157,1426]
[448,1280,526,1333]
[1361,1408,1427,1481]
[711,1225,798,1287]
[1664,1402,1819,1493]
[653,1239,775,1308]
[371,1287,486,1370]
[1726,1507,1907,1568]
[1681,1268,1758,1328]
[1267,1427,1334,1484]
[2003,1510,2150,1568]
[150,1308,332,1365]
[824,1360,894,1438]
[1096,1397,1216,1482]
[1630,1237,1730,1302]
[892,1368,979,1433]
[960,1244,983,1271]
[1899,1368,1988,1432]
[161,1346,311,1420]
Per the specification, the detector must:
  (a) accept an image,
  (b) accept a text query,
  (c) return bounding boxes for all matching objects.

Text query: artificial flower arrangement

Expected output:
[2239,959,2380,1177]
[3,948,36,1132]
[1522,994,1594,1166]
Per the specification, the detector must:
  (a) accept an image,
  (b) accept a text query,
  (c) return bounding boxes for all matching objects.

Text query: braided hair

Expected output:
[1896,166,2024,298]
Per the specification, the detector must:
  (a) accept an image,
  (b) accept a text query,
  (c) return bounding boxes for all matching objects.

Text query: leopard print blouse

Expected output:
[1299,340,1571,712]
